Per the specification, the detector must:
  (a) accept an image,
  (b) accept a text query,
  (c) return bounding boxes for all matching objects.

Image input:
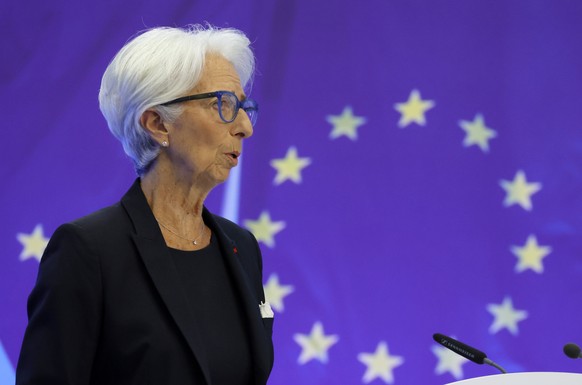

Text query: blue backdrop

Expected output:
[2,1,582,384]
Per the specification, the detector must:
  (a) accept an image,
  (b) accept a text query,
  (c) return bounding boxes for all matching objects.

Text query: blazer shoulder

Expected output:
[47,202,133,256]
[70,202,131,233]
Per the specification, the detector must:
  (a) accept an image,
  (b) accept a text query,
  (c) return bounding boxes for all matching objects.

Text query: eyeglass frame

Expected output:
[159,90,258,125]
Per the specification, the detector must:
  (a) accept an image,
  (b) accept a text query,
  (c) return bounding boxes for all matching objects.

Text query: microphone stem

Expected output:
[483,358,507,374]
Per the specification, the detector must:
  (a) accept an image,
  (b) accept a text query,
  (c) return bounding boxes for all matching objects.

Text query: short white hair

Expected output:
[98,25,255,175]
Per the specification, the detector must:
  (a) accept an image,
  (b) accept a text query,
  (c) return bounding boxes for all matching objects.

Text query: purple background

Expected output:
[2,1,582,384]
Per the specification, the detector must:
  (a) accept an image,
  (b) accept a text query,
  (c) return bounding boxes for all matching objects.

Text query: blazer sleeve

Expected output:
[16,223,103,385]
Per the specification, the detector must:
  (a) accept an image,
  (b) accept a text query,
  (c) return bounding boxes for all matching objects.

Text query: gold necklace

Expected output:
[156,218,206,245]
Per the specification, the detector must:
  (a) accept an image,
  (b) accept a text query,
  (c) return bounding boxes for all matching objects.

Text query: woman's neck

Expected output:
[140,162,214,250]
[141,158,215,216]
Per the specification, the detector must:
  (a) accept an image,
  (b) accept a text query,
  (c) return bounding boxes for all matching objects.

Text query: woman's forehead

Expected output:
[194,54,243,93]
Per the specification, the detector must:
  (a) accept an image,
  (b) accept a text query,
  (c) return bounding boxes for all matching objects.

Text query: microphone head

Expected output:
[563,343,581,359]
[433,333,488,364]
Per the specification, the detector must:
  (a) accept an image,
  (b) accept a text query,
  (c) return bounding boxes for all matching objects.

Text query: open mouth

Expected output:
[226,151,240,159]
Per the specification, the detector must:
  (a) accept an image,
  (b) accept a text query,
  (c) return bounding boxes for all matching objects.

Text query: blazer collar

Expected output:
[120,179,271,385]
[203,212,273,385]
[120,179,212,384]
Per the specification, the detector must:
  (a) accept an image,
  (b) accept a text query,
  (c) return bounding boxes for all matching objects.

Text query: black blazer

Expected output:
[16,180,274,385]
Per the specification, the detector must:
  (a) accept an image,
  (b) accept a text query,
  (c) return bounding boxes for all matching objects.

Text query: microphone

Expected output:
[433,333,507,374]
[564,343,582,359]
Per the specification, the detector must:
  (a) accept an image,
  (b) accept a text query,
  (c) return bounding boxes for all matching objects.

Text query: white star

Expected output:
[432,342,469,380]
[17,224,49,262]
[263,273,294,312]
[243,211,286,248]
[459,114,497,152]
[487,297,528,335]
[511,234,552,274]
[294,321,339,364]
[327,106,367,140]
[270,146,312,185]
[499,170,542,211]
[394,89,435,128]
[358,341,404,384]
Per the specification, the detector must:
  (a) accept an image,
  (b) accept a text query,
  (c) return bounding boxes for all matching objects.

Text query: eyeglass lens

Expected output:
[219,93,237,122]
[218,93,257,125]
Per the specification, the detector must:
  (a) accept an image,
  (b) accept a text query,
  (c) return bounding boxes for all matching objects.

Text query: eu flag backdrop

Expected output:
[2,1,582,384]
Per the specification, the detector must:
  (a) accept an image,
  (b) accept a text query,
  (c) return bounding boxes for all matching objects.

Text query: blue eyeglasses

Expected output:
[160,90,258,126]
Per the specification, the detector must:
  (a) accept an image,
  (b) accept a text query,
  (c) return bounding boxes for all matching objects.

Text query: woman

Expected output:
[16,25,274,385]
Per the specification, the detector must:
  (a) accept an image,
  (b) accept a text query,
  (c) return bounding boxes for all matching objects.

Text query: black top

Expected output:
[169,234,253,385]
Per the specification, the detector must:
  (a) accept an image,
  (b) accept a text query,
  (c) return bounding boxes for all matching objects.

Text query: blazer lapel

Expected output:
[203,210,273,385]
[120,180,212,385]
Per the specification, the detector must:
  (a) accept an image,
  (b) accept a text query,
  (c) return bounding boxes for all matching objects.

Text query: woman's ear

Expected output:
[140,109,169,146]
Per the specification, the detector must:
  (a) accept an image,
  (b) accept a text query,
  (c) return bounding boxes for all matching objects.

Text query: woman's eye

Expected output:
[221,99,235,111]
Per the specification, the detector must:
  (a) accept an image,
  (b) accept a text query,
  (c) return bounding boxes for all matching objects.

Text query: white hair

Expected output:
[98,25,255,175]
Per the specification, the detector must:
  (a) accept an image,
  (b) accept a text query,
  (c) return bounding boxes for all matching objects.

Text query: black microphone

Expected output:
[564,343,582,359]
[433,333,507,374]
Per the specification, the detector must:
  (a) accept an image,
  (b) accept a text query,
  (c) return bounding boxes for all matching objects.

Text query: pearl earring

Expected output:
[161,141,169,147]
